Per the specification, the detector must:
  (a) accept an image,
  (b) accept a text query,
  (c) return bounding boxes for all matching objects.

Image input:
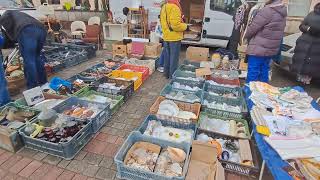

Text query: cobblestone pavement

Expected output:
[1,51,169,180]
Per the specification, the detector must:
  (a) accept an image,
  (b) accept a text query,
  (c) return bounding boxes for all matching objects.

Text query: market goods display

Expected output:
[197,133,253,166]
[25,114,88,144]
[0,104,38,129]
[171,79,203,92]
[199,113,249,139]
[247,82,320,179]
[154,147,186,177]
[161,84,202,104]
[143,120,194,144]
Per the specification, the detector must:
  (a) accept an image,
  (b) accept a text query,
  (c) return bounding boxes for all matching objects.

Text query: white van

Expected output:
[181,0,248,47]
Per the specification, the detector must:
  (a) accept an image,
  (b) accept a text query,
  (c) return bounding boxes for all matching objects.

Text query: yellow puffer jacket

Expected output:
[160,3,187,42]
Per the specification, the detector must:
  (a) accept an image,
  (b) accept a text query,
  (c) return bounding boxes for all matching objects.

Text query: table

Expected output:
[244,86,320,180]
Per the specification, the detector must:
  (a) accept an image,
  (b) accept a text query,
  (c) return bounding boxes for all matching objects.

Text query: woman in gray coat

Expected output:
[244,0,287,83]
[291,3,320,85]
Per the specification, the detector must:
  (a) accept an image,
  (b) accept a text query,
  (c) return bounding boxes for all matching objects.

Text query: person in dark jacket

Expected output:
[244,0,287,83]
[0,10,47,90]
[291,3,320,85]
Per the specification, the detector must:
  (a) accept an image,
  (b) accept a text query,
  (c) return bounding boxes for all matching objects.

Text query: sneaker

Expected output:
[157,67,164,73]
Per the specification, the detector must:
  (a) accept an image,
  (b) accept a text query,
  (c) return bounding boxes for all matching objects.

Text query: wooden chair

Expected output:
[82,25,102,50]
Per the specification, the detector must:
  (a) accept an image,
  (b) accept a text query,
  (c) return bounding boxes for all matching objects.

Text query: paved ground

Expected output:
[1,49,319,180]
[0,51,170,180]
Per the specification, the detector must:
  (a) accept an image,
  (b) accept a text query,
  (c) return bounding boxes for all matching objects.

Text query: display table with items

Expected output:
[245,82,320,180]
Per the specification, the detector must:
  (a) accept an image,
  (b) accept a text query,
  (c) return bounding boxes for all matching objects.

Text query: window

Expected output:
[210,0,242,16]
[288,0,311,17]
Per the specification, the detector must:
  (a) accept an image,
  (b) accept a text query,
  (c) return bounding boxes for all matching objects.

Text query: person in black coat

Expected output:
[0,10,47,89]
[291,3,320,84]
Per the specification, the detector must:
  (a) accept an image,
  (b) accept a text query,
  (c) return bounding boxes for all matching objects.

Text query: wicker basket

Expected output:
[150,96,201,124]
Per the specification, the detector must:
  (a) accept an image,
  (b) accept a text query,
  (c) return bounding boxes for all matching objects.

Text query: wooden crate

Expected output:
[112,41,127,57]
[144,42,161,58]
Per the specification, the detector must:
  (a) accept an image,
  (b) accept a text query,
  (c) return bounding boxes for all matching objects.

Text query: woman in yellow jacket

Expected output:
[160,0,188,78]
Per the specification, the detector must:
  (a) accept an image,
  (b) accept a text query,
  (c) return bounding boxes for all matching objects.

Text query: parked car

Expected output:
[0,0,46,20]
[275,33,301,71]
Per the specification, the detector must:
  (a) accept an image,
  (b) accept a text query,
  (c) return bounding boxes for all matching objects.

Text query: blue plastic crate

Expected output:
[19,118,93,160]
[114,131,191,180]
[201,92,247,119]
[137,115,197,144]
[52,97,111,133]
[160,84,202,104]
[169,79,204,92]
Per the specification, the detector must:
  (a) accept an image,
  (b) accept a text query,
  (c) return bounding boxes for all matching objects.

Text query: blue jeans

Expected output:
[0,52,11,106]
[246,55,271,83]
[159,49,164,67]
[18,25,47,89]
[163,41,181,79]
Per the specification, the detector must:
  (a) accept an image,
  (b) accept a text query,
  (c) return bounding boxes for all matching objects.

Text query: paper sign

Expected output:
[23,86,45,106]
[196,68,212,77]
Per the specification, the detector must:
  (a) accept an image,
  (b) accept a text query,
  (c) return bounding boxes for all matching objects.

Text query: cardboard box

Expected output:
[127,43,132,56]
[186,46,209,61]
[144,42,162,58]
[186,141,225,180]
[190,3,204,19]
[0,127,23,152]
[112,41,127,57]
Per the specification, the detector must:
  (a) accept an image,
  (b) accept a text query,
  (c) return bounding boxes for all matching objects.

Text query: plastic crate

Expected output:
[160,84,202,104]
[177,64,197,73]
[182,60,201,68]
[201,92,247,119]
[76,89,124,115]
[196,129,260,178]
[67,42,97,59]
[52,97,111,133]
[125,58,156,75]
[114,131,191,180]
[172,70,204,82]
[19,118,93,160]
[0,103,40,152]
[62,50,88,67]
[198,112,250,139]
[211,70,239,79]
[203,82,243,98]
[150,96,201,124]
[109,70,143,91]
[118,64,150,82]
[92,77,134,101]
[14,93,66,107]
[169,79,204,92]
[137,115,197,144]
[104,59,124,70]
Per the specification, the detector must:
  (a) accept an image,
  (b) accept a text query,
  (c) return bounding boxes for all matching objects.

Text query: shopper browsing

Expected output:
[244,0,287,83]
[0,10,48,106]
[291,3,320,85]
[160,0,188,79]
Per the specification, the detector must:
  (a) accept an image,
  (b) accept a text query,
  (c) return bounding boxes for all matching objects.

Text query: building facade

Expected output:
[285,0,320,34]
